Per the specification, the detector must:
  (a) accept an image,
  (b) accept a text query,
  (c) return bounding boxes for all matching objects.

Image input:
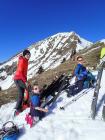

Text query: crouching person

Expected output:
[67,56,95,97]
[25,83,48,127]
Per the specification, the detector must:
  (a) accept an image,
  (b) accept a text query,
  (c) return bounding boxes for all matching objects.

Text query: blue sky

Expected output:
[0,0,105,62]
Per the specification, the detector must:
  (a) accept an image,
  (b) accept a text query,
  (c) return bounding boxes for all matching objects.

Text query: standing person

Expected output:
[14,49,31,115]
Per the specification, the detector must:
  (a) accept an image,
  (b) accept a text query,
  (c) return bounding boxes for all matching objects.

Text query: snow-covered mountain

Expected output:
[0,31,92,90]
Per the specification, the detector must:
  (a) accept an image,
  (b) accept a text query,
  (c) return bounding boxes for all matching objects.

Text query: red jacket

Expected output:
[14,56,28,83]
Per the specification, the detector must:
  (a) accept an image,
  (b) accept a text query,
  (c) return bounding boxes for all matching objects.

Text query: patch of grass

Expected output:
[0,43,105,106]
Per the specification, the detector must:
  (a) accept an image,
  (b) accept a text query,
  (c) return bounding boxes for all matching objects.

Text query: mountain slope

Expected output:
[0,70,105,140]
[0,31,92,90]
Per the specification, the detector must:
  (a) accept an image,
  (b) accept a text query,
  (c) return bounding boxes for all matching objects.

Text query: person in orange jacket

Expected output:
[14,49,31,115]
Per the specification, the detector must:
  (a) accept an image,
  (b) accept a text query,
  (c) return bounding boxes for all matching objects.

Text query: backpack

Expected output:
[22,89,30,110]
[0,121,19,140]
[83,71,95,88]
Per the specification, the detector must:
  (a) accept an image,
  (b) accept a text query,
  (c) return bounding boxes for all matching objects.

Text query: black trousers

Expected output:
[67,80,84,97]
[14,80,26,111]
[30,107,45,120]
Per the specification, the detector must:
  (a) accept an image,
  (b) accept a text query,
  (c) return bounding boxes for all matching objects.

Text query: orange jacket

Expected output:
[14,56,28,83]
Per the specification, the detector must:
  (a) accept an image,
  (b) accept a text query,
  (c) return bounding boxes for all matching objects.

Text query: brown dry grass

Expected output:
[0,43,105,106]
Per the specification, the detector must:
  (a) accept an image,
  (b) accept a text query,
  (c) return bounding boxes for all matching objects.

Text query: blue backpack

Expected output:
[83,71,96,89]
[0,121,19,140]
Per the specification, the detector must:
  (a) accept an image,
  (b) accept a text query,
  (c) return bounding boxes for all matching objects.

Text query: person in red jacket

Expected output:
[14,49,31,115]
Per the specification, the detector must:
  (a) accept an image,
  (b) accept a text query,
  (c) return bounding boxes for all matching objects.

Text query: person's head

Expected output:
[32,83,40,94]
[23,49,31,60]
[76,56,84,64]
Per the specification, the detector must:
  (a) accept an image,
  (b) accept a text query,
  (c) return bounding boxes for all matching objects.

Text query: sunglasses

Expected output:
[28,54,31,57]
[33,86,40,90]
[26,53,31,57]
[33,88,39,90]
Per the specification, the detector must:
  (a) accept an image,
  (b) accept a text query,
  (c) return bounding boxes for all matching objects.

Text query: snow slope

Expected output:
[0,70,105,140]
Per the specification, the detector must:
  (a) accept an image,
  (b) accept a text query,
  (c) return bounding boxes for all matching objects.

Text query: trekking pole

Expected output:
[91,61,105,120]
[102,96,105,121]
[60,88,93,110]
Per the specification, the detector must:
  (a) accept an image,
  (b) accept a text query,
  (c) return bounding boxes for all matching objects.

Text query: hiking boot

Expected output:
[25,114,34,127]
[14,110,20,117]
[65,89,69,93]
[25,114,30,124]
[28,115,33,128]
[66,89,72,97]
[67,93,72,98]
[35,117,39,122]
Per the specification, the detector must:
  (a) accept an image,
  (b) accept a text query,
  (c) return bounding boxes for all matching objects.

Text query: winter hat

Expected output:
[23,49,30,56]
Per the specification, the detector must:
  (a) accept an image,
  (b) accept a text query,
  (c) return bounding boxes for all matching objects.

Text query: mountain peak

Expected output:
[0,31,96,90]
